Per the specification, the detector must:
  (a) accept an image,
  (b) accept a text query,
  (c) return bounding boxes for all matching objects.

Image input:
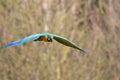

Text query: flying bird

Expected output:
[2,32,90,54]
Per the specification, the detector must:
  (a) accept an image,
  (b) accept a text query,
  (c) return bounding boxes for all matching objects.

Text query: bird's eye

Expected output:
[47,37,52,42]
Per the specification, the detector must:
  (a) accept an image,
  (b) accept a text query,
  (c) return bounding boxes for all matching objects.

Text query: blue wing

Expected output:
[52,34,90,54]
[2,33,45,48]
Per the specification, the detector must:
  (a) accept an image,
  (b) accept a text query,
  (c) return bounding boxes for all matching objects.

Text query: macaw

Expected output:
[2,32,90,54]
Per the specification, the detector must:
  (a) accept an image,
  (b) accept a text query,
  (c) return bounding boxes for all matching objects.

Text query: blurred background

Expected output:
[0,0,120,80]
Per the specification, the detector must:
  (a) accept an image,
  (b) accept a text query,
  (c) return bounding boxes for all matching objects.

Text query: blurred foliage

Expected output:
[0,0,120,80]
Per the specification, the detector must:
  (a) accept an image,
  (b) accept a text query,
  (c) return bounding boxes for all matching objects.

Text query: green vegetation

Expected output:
[0,0,120,80]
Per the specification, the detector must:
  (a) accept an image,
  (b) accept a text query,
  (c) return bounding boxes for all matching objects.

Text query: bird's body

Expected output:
[2,32,90,54]
[40,36,49,41]
[35,36,49,41]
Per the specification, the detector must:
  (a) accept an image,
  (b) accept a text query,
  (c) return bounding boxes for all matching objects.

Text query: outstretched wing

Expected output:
[2,34,44,48]
[52,34,90,54]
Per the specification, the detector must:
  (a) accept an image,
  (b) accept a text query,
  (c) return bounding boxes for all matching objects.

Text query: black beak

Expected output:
[49,38,52,42]
[47,37,52,42]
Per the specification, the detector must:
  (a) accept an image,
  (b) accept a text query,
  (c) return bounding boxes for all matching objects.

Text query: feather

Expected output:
[2,34,44,48]
[53,34,90,53]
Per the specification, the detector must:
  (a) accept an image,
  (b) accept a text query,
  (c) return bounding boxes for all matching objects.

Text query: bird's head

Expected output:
[47,37,53,42]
